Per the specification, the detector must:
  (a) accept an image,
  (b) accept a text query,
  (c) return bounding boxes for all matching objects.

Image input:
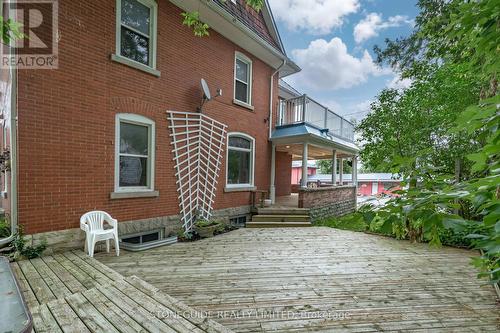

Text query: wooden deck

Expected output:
[12,251,232,332]
[97,228,500,332]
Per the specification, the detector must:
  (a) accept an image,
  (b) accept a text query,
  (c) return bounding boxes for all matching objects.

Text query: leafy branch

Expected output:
[182,0,264,37]
[0,16,25,45]
[181,11,210,37]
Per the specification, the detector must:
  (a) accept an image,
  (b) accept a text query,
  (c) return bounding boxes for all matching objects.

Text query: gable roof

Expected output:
[279,79,302,98]
[170,0,300,76]
[214,0,284,53]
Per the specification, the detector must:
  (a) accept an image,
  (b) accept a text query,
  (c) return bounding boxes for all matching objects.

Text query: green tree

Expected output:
[359,0,499,282]
[316,159,352,175]
[358,63,481,180]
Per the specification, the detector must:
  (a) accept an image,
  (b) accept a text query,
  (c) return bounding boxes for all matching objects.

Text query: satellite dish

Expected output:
[201,78,211,101]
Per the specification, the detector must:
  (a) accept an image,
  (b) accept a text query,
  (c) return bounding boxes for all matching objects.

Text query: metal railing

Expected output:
[277,95,355,142]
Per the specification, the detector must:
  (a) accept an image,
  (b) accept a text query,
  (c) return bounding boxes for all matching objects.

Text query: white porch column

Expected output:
[352,155,358,186]
[301,143,308,188]
[270,143,276,204]
[339,157,344,186]
[332,150,337,186]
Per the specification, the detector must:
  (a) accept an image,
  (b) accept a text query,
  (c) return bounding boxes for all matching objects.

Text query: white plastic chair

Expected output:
[80,211,119,257]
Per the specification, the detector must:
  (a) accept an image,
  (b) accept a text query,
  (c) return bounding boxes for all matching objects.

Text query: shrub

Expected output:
[0,218,10,238]
[177,229,199,242]
[316,213,367,232]
[194,219,221,228]
[11,226,47,260]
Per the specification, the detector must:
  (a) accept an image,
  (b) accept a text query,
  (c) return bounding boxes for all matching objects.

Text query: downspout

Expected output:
[0,63,18,247]
[269,60,286,139]
[268,60,286,204]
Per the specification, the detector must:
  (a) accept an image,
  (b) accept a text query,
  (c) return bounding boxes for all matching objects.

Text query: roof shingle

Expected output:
[213,0,282,52]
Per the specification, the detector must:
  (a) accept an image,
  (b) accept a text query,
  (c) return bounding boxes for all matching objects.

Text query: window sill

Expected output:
[233,99,254,111]
[224,186,256,193]
[111,54,161,77]
[110,190,159,200]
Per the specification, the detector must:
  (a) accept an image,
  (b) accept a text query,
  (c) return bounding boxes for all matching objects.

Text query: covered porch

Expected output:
[268,95,360,217]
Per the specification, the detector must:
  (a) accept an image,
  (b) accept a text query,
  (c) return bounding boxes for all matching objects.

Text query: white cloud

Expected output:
[290,37,390,90]
[353,13,412,44]
[339,100,373,122]
[269,0,360,35]
[320,99,342,112]
[387,75,413,90]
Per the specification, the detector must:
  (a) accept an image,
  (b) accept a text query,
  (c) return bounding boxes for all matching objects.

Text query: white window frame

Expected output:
[233,52,253,107]
[226,132,255,189]
[114,0,159,74]
[115,114,155,193]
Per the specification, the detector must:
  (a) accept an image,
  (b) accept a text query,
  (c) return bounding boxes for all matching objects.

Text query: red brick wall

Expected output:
[275,152,291,197]
[17,0,278,234]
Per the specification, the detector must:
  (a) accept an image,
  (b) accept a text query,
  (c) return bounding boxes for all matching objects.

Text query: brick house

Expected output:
[0,0,359,250]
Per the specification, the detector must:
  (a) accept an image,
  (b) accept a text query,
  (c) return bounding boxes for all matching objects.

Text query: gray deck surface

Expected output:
[12,250,231,332]
[97,227,500,332]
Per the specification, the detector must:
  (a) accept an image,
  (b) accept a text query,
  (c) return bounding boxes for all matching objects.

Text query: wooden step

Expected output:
[246,221,312,228]
[252,215,310,222]
[256,207,310,215]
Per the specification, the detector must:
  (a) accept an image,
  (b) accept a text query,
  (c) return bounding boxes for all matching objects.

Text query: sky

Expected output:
[268,0,419,122]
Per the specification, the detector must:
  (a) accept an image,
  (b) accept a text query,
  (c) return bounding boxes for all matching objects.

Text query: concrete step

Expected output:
[246,221,312,228]
[252,215,310,222]
[256,207,310,215]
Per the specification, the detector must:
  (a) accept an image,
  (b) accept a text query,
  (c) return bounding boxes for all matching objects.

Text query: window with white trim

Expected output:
[115,114,155,192]
[116,0,157,67]
[234,53,252,105]
[227,133,254,187]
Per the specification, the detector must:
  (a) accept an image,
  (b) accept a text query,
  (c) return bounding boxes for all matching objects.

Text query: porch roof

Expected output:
[271,122,360,155]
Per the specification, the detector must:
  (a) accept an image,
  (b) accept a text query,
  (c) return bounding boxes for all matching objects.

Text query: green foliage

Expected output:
[0,218,10,238]
[11,227,47,260]
[214,223,237,235]
[357,63,481,177]
[194,219,220,227]
[0,16,25,44]
[182,0,264,37]
[181,12,210,37]
[316,159,352,175]
[177,229,199,242]
[242,0,264,11]
[364,0,499,284]
[316,213,367,232]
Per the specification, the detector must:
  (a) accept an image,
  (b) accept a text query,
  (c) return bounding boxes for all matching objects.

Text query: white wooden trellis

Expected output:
[167,111,227,232]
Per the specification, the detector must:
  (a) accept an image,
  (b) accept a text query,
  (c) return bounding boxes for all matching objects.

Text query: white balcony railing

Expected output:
[277,95,355,142]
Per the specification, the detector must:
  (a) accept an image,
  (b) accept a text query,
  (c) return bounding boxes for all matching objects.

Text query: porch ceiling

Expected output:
[271,123,360,156]
[276,143,353,160]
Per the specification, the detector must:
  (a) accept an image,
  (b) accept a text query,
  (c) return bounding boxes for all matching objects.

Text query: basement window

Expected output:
[120,229,177,251]
[229,215,247,227]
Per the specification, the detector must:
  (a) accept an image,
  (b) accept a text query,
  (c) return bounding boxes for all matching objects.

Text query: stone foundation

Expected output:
[27,205,251,253]
[308,199,356,222]
[298,186,357,222]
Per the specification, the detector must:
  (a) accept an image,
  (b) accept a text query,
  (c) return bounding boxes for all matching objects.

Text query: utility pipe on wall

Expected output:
[268,60,286,203]
[269,60,286,139]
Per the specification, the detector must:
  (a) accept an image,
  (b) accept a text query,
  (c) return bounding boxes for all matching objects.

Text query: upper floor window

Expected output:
[115,114,155,192]
[116,0,157,68]
[234,53,252,106]
[227,133,254,187]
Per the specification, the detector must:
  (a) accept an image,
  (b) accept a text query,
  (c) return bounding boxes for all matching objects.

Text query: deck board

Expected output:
[12,252,233,332]
[97,227,500,332]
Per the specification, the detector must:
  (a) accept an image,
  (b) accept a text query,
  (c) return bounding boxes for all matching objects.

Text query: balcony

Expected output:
[278,95,355,142]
